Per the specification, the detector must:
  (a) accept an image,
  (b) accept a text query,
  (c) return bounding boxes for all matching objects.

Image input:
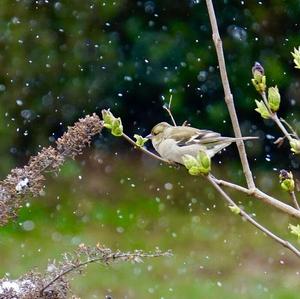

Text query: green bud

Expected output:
[229,205,241,215]
[279,169,295,192]
[182,154,199,170]
[196,150,211,174]
[254,100,271,119]
[291,47,300,69]
[281,179,295,192]
[288,223,300,239]
[252,62,265,77]
[101,109,116,128]
[182,152,211,176]
[251,62,266,93]
[268,86,280,112]
[111,117,123,136]
[134,134,148,147]
[188,166,202,176]
[290,138,300,154]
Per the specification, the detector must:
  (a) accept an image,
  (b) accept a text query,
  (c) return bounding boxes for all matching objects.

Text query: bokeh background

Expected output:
[0,0,300,298]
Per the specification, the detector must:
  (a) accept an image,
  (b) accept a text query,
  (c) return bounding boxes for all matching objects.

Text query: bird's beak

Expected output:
[146,133,153,139]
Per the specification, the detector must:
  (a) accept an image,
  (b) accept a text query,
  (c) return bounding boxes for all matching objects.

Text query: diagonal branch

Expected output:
[205,0,255,190]
[207,175,300,258]
[212,176,300,218]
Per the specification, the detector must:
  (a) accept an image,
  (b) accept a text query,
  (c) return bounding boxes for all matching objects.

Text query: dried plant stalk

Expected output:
[0,114,103,226]
[0,244,171,299]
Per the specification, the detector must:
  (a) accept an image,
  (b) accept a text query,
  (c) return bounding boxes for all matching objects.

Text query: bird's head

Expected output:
[147,122,171,148]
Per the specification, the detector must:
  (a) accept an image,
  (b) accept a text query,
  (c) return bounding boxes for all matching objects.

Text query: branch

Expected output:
[260,92,294,142]
[207,175,300,258]
[212,176,300,218]
[290,191,300,211]
[40,244,171,296]
[122,133,171,163]
[205,0,255,190]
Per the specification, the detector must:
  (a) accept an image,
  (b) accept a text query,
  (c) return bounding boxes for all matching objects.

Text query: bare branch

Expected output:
[207,175,300,258]
[205,0,255,190]
[290,191,300,211]
[122,133,171,164]
[163,95,177,126]
[212,176,300,218]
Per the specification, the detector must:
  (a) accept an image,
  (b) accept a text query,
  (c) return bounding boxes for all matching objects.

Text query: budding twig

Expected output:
[122,133,171,164]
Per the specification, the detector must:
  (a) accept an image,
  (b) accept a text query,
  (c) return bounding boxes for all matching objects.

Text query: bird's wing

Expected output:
[166,126,221,147]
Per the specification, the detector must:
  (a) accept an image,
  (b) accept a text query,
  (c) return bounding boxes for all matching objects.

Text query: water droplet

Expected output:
[227,25,247,42]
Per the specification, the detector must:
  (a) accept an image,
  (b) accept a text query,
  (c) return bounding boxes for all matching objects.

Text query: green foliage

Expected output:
[1,1,300,170]
[182,150,211,175]
[134,134,148,147]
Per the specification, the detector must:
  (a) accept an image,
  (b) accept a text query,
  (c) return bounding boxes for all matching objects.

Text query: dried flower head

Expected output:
[0,114,103,226]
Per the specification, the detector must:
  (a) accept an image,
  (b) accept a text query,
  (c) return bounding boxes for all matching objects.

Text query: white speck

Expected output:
[16,99,23,106]
[16,178,29,192]
[164,182,173,190]
[22,220,35,231]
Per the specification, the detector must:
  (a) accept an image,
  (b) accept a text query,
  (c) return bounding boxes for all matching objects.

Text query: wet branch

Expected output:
[212,177,300,218]
[205,0,255,190]
[207,175,300,258]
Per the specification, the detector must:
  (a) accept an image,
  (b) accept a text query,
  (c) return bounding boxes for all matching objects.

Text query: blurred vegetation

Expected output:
[1,156,300,298]
[1,1,300,172]
[1,1,300,298]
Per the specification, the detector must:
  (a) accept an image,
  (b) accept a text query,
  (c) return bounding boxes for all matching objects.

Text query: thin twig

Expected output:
[272,114,294,142]
[260,92,294,142]
[207,174,300,258]
[205,0,255,190]
[280,118,299,139]
[40,251,169,295]
[163,95,177,126]
[122,133,171,164]
[212,176,300,218]
[290,191,300,211]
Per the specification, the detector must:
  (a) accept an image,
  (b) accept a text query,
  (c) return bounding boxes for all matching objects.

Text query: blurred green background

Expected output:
[0,0,300,298]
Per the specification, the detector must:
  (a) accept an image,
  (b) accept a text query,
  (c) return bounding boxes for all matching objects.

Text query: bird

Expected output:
[146,122,257,165]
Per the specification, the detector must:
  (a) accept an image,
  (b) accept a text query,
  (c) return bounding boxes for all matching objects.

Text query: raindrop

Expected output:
[227,25,247,42]
[21,109,33,120]
[124,75,132,81]
[22,220,35,231]
[16,99,23,106]
[144,1,155,14]
[197,71,208,82]
[164,182,173,190]
[116,226,124,233]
